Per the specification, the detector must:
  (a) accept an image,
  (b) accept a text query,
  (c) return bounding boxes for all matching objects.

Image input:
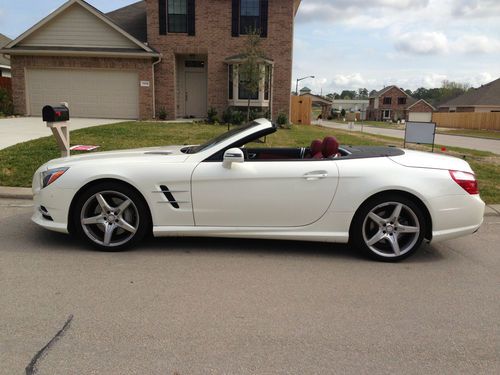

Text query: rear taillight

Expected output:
[449,170,479,195]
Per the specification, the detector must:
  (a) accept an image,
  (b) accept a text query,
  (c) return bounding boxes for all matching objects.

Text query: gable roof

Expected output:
[300,92,331,105]
[1,0,157,57]
[0,34,11,67]
[106,1,147,43]
[369,85,408,98]
[407,99,436,111]
[438,78,500,108]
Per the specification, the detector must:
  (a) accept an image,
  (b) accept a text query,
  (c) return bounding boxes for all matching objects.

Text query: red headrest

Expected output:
[310,139,323,159]
[322,136,339,158]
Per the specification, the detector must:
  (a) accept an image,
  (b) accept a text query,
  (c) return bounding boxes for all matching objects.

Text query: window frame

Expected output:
[167,0,188,34]
[383,97,392,105]
[239,0,261,35]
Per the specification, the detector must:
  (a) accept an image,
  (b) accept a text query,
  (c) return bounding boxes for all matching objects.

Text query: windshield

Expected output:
[181,121,262,154]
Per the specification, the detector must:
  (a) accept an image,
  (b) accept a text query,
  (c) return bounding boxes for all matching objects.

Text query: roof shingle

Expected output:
[106,1,147,43]
[439,78,500,108]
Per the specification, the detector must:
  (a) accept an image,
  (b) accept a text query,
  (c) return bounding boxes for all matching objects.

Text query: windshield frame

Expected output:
[182,121,272,154]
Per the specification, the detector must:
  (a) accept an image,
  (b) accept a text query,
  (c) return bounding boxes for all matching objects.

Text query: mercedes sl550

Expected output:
[32,119,484,261]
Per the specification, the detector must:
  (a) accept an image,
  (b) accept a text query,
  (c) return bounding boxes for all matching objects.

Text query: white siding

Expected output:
[20,4,138,49]
[27,68,139,119]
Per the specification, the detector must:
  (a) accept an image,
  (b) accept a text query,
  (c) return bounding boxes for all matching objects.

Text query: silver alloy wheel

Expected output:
[80,190,139,247]
[362,201,420,258]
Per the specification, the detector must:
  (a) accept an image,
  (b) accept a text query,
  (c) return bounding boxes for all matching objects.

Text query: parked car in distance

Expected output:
[32,119,484,261]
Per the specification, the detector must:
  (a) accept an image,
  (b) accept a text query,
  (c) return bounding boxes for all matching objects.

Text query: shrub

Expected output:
[0,88,14,116]
[207,107,218,124]
[222,107,233,124]
[158,107,167,120]
[231,109,245,125]
[276,112,288,128]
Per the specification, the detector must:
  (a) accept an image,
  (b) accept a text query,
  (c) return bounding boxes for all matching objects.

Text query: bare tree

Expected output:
[238,29,266,122]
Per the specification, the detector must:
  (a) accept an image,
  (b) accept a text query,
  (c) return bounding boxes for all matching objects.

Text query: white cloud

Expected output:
[451,0,500,17]
[333,73,367,87]
[395,32,449,55]
[451,35,500,53]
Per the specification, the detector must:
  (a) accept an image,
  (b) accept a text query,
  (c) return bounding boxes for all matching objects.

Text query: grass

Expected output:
[437,128,500,140]
[0,121,498,203]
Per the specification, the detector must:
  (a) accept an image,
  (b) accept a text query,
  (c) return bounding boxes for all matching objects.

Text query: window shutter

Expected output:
[232,0,240,37]
[159,0,167,35]
[187,0,195,35]
[260,0,268,37]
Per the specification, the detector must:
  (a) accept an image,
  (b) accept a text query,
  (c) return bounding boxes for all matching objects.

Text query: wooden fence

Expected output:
[432,112,500,130]
[0,77,12,94]
[291,95,312,125]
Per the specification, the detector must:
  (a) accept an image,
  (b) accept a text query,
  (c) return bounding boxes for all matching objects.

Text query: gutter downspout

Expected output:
[152,55,162,119]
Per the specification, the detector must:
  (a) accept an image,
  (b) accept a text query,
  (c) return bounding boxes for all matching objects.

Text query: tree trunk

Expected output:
[247,97,251,122]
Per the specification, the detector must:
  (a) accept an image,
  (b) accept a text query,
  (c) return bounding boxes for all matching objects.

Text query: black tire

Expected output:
[350,194,426,262]
[72,181,151,251]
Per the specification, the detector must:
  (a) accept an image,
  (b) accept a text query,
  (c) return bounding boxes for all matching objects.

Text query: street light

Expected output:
[296,75,315,95]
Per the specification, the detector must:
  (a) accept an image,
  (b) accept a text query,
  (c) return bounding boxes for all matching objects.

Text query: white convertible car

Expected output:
[32,119,484,261]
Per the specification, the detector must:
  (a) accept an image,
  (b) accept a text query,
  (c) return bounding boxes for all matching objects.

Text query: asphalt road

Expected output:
[1,199,499,375]
[319,121,500,155]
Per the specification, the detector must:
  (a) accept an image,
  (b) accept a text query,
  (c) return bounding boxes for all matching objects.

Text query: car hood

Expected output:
[45,145,190,169]
[389,149,474,173]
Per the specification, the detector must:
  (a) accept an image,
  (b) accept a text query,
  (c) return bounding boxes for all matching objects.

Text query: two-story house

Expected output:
[367,85,434,122]
[0,0,301,120]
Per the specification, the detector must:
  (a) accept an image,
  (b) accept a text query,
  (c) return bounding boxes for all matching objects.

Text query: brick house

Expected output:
[0,0,301,120]
[367,85,435,122]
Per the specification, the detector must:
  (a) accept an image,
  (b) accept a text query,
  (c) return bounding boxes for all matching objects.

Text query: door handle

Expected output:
[303,171,328,180]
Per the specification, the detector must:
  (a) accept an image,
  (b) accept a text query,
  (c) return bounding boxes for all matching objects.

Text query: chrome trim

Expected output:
[152,190,189,194]
[157,201,190,204]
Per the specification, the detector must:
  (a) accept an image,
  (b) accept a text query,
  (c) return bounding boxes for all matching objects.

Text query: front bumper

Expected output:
[31,185,76,234]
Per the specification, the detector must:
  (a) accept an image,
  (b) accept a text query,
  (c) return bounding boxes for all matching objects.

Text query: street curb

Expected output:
[1,186,499,217]
[0,187,33,200]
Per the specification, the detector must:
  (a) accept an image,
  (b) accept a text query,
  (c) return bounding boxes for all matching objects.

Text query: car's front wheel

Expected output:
[72,182,151,251]
[350,195,426,261]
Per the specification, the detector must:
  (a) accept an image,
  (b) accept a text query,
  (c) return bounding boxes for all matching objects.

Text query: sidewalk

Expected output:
[2,186,498,216]
[319,121,500,154]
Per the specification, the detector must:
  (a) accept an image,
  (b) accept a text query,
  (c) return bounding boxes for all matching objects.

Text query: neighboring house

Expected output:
[0,33,11,78]
[0,0,301,120]
[332,99,369,120]
[367,86,434,122]
[438,77,500,113]
[299,86,311,95]
[299,92,331,119]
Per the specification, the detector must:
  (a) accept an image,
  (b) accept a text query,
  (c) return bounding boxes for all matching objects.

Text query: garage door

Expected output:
[408,112,433,122]
[27,69,139,119]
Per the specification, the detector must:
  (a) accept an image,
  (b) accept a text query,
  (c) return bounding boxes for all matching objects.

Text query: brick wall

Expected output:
[146,0,295,120]
[10,55,154,119]
[408,100,434,113]
[367,87,410,121]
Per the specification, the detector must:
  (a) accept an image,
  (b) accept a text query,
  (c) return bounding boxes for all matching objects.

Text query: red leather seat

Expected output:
[310,139,323,159]
[322,136,340,158]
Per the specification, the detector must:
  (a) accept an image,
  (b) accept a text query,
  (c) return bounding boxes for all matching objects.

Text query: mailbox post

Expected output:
[43,103,71,157]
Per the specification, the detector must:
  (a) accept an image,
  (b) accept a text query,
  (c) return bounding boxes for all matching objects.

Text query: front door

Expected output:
[191,160,339,227]
[185,67,207,118]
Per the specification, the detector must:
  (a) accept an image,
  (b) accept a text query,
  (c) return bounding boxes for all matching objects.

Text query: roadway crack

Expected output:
[25,314,73,375]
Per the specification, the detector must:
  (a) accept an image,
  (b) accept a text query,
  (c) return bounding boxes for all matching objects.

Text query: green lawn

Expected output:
[438,128,500,140]
[0,121,498,203]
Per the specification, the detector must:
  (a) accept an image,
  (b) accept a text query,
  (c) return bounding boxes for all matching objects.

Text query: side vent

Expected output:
[160,185,180,209]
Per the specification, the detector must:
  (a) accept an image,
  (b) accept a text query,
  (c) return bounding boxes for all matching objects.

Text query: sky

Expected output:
[1,0,499,95]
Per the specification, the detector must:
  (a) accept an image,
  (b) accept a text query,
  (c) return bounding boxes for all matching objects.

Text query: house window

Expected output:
[240,0,260,34]
[398,97,407,105]
[238,69,259,100]
[383,97,392,105]
[168,0,187,33]
[264,65,270,100]
[383,110,391,119]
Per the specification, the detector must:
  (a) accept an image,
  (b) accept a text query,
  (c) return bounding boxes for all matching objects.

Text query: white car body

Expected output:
[32,119,484,258]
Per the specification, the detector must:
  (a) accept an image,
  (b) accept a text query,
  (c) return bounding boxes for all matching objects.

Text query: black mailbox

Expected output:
[42,105,70,122]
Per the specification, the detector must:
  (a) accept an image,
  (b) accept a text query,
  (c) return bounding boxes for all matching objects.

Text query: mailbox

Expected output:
[42,105,70,123]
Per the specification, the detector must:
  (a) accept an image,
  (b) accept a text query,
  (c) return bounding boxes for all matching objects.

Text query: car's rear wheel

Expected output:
[351,195,426,261]
[72,182,150,251]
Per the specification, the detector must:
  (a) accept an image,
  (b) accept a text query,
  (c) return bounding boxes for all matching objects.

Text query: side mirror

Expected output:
[223,148,244,168]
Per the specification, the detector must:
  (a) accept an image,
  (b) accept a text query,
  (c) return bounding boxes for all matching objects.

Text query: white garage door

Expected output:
[27,69,139,119]
[408,112,433,122]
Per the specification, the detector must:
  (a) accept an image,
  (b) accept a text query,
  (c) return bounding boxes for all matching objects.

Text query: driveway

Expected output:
[0,117,125,150]
[319,121,500,154]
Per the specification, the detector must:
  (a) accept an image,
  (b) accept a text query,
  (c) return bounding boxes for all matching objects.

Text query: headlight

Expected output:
[41,167,69,188]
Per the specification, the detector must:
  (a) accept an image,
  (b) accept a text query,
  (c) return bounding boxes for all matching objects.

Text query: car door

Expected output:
[191,158,339,227]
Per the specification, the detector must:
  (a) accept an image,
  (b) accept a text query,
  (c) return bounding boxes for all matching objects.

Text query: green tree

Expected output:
[357,88,369,99]
[340,90,356,99]
[238,30,266,122]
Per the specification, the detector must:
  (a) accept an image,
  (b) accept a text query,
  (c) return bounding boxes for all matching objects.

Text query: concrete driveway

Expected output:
[0,117,125,150]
